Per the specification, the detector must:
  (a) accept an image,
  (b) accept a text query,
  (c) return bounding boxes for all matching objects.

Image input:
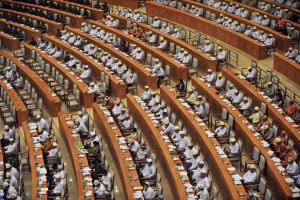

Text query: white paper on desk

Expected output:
[120,145,128,150]
[247,125,254,130]
[86,182,93,186]
[118,138,126,144]
[267,150,274,156]
[271,103,279,109]
[218,150,225,155]
[168,145,176,149]
[39,191,47,195]
[258,92,264,95]
[220,154,227,158]
[292,193,300,197]
[278,108,283,112]
[184,183,193,189]
[162,136,169,139]
[227,167,236,172]
[292,187,300,193]
[285,177,295,183]
[234,180,242,185]
[80,149,88,154]
[28,123,37,130]
[277,166,285,172]
[179,171,188,176]
[182,103,190,108]
[272,157,281,163]
[39,175,47,181]
[253,132,260,137]
[286,117,294,123]
[262,143,270,148]
[199,122,206,126]
[85,191,92,197]
[232,174,243,181]
[107,117,114,123]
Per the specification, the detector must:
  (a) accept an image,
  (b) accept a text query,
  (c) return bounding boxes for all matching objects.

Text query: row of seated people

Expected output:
[284,46,300,63]
[260,0,299,8]
[99,97,165,199]
[155,0,276,49]
[204,0,297,35]
[3,23,25,41]
[0,125,22,199]
[70,111,114,199]
[115,9,228,66]
[1,12,48,34]
[135,89,215,199]
[1,2,68,25]
[79,22,167,87]
[28,115,66,198]
[38,0,90,20]
[51,28,138,91]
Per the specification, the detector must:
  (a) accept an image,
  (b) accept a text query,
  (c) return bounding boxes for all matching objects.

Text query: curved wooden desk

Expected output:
[66,27,158,90]
[274,52,300,86]
[146,1,267,60]
[159,85,246,200]
[52,0,103,21]
[0,32,18,51]
[191,76,294,200]
[256,0,300,15]
[1,0,84,28]
[0,8,63,34]
[89,20,189,81]
[111,13,219,72]
[92,103,136,199]
[0,51,62,117]
[57,112,93,200]
[0,19,41,41]
[96,0,139,10]
[22,121,48,200]
[221,67,300,155]
[182,0,291,52]
[23,42,94,108]
[43,34,127,99]
[0,79,27,125]
[127,94,187,200]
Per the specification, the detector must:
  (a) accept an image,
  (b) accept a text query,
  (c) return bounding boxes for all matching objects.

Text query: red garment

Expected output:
[277,18,286,28]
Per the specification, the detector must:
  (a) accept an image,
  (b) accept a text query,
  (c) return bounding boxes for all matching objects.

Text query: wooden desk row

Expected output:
[181,0,292,52]
[221,67,300,155]
[0,0,84,28]
[274,52,300,86]
[0,19,41,41]
[0,32,19,51]
[127,94,187,200]
[66,27,158,90]
[0,79,27,125]
[22,121,48,200]
[0,8,63,34]
[111,13,219,72]
[256,0,300,15]
[92,103,137,200]
[43,34,127,99]
[222,0,300,35]
[191,76,294,199]
[23,42,95,108]
[159,85,246,200]
[57,112,94,200]
[89,20,189,81]
[96,0,139,10]
[146,1,267,60]
[51,0,103,21]
[0,51,62,117]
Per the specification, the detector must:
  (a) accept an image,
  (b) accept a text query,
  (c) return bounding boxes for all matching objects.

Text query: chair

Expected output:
[31,98,43,120]
[244,164,261,191]
[188,58,198,77]
[263,188,273,200]
[202,102,210,125]
[242,146,260,171]
[127,73,138,95]
[160,65,170,85]
[229,139,243,169]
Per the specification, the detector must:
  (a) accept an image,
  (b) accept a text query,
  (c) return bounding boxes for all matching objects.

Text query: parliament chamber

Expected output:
[0,0,299,199]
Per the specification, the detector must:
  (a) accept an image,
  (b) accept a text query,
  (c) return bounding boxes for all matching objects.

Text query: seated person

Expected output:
[285,47,297,59]
[140,159,156,179]
[203,69,216,84]
[263,82,275,97]
[248,106,261,125]
[273,89,283,108]
[225,138,240,158]
[214,121,228,139]
[143,182,156,200]
[230,90,243,105]
[238,97,252,116]
[242,164,258,185]
[214,74,226,91]
[175,79,187,97]
[286,157,299,176]
[285,98,297,116]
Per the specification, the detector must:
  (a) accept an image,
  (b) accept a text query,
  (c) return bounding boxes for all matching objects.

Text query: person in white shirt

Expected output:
[79,65,91,83]
[37,127,49,143]
[225,138,240,158]
[60,30,69,41]
[47,142,59,158]
[189,5,197,14]
[251,27,259,39]
[183,142,196,160]
[153,65,165,87]
[52,47,62,59]
[161,119,174,135]
[101,170,112,187]
[146,31,157,45]
[74,36,82,47]
[142,86,152,102]
[67,32,76,44]
[143,182,156,200]
[136,144,148,160]
[287,157,299,176]
[192,161,207,180]
[3,182,18,199]
[285,47,297,59]
[150,100,161,114]
[151,17,161,29]
[171,28,181,39]
[264,34,275,48]
[4,138,16,154]
[176,131,188,151]
[258,30,267,43]
[214,121,228,138]
[187,150,202,171]
[141,159,156,179]
[48,45,56,55]
[252,13,262,23]
[181,51,192,65]
[36,115,49,131]
[148,92,160,107]
[5,67,13,80]
[215,14,225,24]
[231,90,243,104]
[216,47,227,62]
[195,170,211,189]
[171,127,181,143]
[227,3,236,13]
[89,25,97,36]
[203,69,216,84]
[160,23,170,33]
[201,40,214,55]
[197,183,209,200]
[125,10,133,18]
[5,172,18,190]
[3,125,14,140]
[245,66,257,83]
[112,100,123,117]
[66,55,76,68]
[128,139,140,154]
[244,26,252,37]
[220,2,228,10]
[261,15,270,26]
[81,22,90,33]
[296,54,300,63]
[88,82,100,96]
[235,6,242,16]
[5,163,19,179]
[93,180,106,197]
[243,164,258,185]
[213,1,221,8]
[239,97,251,116]
[194,101,204,119]
[174,48,185,61]
[225,84,235,99]
[157,37,168,51]
[75,111,88,125]
[133,47,144,61]
[214,74,226,91]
